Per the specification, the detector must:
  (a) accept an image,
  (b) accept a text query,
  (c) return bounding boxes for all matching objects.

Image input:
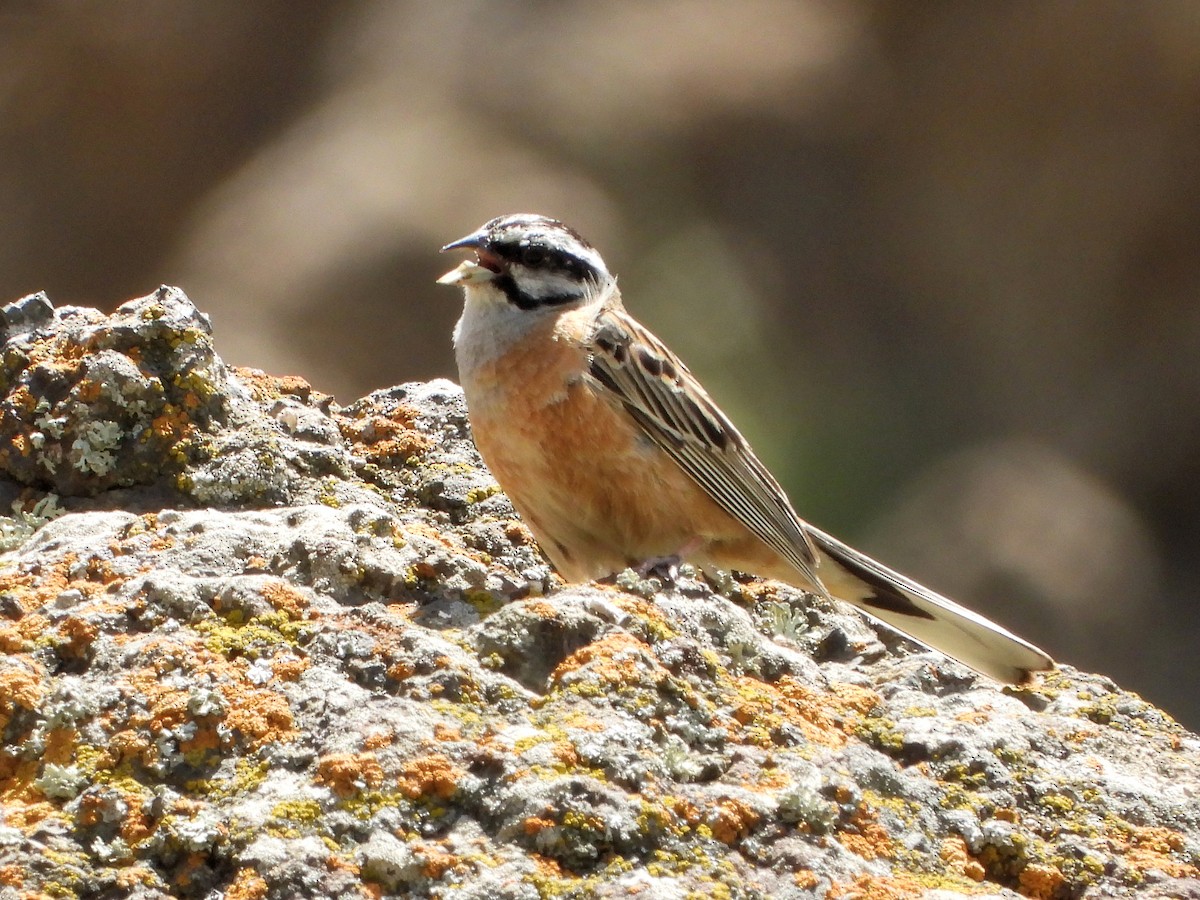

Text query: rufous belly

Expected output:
[463,339,805,586]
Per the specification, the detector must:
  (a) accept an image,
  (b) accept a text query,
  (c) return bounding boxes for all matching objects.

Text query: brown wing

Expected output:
[584,303,825,592]
[582,302,1055,684]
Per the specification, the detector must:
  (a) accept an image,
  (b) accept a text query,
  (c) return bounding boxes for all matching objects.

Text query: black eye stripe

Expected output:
[492,272,579,310]
[520,245,547,266]
[465,216,611,310]
[491,241,590,278]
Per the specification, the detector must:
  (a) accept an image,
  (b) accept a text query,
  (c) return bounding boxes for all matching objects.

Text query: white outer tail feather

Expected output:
[807,526,1055,684]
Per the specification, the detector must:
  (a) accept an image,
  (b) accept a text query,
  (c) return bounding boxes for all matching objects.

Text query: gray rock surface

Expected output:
[0,288,1197,898]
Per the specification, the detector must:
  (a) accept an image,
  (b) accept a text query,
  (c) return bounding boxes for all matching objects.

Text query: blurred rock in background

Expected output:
[2,1,1196,724]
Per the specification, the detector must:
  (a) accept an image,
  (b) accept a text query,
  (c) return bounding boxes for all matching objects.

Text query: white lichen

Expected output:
[70,420,123,474]
[0,493,67,552]
[33,764,87,800]
[760,600,809,641]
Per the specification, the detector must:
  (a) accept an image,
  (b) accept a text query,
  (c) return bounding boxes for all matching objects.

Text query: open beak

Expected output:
[437,228,499,286]
[436,259,495,286]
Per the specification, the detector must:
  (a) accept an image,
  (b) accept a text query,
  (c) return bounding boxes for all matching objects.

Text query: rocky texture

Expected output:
[5,0,1200,732]
[0,288,1198,899]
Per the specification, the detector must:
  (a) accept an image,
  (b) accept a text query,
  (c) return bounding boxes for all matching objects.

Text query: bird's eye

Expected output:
[520,246,548,267]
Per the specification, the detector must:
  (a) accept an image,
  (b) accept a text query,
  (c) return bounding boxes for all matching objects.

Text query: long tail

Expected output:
[806,526,1055,684]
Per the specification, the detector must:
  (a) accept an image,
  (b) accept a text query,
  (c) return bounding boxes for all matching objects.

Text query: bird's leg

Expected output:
[633,554,682,582]
[632,538,704,583]
[596,555,681,587]
[595,539,705,588]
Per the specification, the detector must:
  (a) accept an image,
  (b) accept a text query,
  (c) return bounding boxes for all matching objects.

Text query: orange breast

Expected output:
[463,324,759,582]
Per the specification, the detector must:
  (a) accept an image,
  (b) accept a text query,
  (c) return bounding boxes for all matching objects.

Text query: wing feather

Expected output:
[586,306,823,590]
[583,301,1055,684]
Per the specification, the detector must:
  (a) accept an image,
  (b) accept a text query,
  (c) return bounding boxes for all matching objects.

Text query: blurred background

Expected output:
[2,1,1197,725]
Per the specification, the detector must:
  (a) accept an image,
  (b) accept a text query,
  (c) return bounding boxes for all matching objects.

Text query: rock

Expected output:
[0,288,1197,898]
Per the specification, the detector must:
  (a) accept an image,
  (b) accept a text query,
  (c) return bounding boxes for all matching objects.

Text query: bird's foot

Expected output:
[634,554,683,583]
[599,558,681,599]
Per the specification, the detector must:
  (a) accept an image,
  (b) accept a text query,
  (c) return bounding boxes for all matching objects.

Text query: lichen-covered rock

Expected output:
[0,289,1197,899]
[0,288,228,496]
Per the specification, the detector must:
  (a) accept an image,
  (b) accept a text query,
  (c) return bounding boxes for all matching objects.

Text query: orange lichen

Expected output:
[73,793,110,828]
[432,724,462,743]
[793,870,819,889]
[416,842,463,880]
[339,408,434,461]
[516,600,560,620]
[224,868,269,900]
[386,660,416,681]
[6,386,38,419]
[149,404,195,442]
[667,796,702,828]
[738,768,791,793]
[108,730,153,769]
[707,797,760,846]
[232,368,323,404]
[1115,825,1199,878]
[55,615,99,659]
[827,873,924,899]
[316,752,385,798]
[0,554,75,615]
[274,375,320,400]
[409,562,439,581]
[826,681,882,719]
[727,675,850,748]
[81,555,129,587]
[550,633,662,687]
[270,656,309,682]
[75,786,149,842]
[939,836,985,882]
[42,727,78,766]
[0,664,45,731]
[384,603,417,621]
[731,578,789,604]
[259,581,310,618]
[1018,863,1066,900]
[120,653,295,764]
[503,520,538,546]
[523,816,557,837]
[325,853,361,876]
[551,741,581,769]
[1,764,49,812]
[220,681,296,749]
[113,865,160,890]
[125,673,206,742]
[838,805,895,861]
[119,805,155,845]
[24,335,88,368]
[8,433,32,457]
[0,791,55,830]
[178,723,222,755]
[145,534,176,553]
[0,865,23,887]
[397,753,465,801]
[75,379,104,403]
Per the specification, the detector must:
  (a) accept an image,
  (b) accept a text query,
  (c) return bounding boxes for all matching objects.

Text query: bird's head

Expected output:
[438,214,611,310]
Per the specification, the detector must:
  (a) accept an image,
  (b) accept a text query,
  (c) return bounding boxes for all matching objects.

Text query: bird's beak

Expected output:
[437,228,497,286]
[436,259,495,286]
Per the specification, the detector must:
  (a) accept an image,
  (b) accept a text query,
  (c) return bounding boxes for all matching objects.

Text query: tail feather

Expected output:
[807,526,1055,684]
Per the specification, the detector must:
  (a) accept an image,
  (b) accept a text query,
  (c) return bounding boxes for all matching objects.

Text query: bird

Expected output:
[437,213,1055,684]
